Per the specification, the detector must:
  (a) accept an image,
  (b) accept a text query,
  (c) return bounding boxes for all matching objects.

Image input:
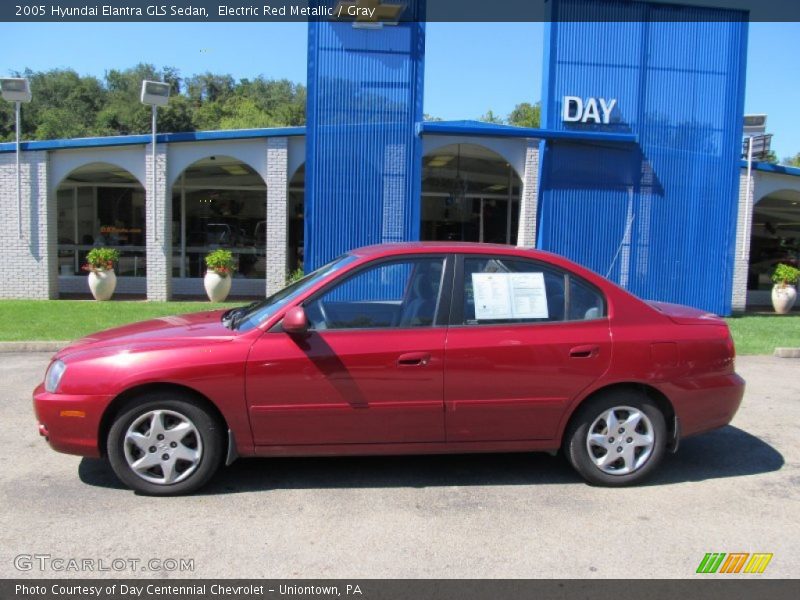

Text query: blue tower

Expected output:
[537,0,748,314]
[305,1,426,270]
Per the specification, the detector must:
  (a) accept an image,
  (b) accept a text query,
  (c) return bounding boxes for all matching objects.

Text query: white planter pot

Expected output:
[772,284,797,314]
[204,271,232,302]
[88,270,117,301]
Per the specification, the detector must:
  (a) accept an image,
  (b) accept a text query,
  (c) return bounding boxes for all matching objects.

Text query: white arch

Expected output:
[168,139,268,187]
[422,135,527,179]
[288,136,306,181]
[49,147,146,194]
[752,170,800,205]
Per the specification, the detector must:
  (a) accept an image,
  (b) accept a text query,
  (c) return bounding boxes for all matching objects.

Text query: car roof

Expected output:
[349,242,552,259]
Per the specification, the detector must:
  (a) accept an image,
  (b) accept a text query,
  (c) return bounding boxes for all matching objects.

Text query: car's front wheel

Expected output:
[107,393,224,495]
[565,390,667,486]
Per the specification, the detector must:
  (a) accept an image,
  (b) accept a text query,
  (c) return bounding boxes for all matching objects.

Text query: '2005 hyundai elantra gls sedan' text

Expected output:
[34,243,744,494]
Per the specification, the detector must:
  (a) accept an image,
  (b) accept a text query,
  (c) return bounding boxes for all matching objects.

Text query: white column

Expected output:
[145,143,171,301]
[0,150,55,299]
[731,170,754,313]
[516,139,540,248]
[265,137,289,296]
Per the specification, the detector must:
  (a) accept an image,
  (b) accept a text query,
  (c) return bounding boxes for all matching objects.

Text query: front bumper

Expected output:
[32,383,113,457]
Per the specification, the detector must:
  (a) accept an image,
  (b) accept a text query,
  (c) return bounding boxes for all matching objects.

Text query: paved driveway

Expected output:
[1,353,797,578]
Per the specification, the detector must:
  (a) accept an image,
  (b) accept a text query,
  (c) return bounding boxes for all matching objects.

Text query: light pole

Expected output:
[742,115,770,260]
[0,77,32,238]
[140,80,171,241]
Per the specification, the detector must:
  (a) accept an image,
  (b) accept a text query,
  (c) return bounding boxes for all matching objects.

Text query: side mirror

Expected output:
[282,306,308,334]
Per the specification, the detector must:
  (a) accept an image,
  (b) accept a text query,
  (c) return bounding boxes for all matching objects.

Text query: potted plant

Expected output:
[82,247,120,301]
[771,263,800,314]
[204,249,235,302]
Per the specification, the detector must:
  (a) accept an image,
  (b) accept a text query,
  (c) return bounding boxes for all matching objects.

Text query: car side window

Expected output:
[462,257,604,325]
[305,257,445,330]
[568,275,606,321]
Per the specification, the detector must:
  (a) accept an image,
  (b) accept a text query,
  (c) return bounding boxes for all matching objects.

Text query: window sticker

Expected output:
[471,272,549,320]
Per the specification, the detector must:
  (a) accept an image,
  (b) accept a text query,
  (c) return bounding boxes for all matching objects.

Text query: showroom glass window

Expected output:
[305,258,445,330]
[461,257,605,325]
[171,157,268,279]
[56,166,146,278]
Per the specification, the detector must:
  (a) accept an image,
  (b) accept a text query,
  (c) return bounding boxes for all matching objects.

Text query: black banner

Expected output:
[2,0,800,23]
[2,580,800,600]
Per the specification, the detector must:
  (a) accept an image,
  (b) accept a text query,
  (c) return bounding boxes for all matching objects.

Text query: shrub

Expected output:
[287,267,304,285]
[771,263,800,287]
[82,247,119,272]
[205,249,236,276]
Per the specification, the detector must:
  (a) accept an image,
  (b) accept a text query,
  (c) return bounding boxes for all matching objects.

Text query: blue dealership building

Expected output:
[1,0,799,315]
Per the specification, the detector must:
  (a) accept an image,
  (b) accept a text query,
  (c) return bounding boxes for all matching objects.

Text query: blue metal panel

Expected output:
[537,0,748,315]
[747,161,800,178]
[419,120,636,143]
[305,2,426,271]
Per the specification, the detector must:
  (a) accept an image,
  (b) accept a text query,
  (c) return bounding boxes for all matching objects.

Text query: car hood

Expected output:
[55,310,236,359]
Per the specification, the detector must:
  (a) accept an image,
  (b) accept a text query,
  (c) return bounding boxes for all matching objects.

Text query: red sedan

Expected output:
[33,243,744,494]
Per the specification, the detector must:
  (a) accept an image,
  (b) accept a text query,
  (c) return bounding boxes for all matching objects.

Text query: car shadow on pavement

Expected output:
[78,425,783,494]
[645,425,784,486]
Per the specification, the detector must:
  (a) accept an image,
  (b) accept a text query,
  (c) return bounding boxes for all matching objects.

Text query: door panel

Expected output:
[247,328,446,445]
[444,320,611,441]
[444,254,611,442]
[246,255,451,447]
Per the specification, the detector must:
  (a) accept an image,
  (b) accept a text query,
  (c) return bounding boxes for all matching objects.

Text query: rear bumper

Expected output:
[665,372,745,438]
[32,383,112,457]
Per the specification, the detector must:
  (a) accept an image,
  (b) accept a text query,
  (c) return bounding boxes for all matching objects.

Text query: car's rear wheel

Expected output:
[565,390,667,486]
[107,393,224,495]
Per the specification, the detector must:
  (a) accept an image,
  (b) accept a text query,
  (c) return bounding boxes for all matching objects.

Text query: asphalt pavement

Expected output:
[1,353,798,579]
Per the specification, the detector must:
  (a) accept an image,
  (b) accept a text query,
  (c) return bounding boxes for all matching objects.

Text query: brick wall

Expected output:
[0,150,55,299]
[145,143,171,301]
[731,171,753,313]
[265,137,288,296]
[516,140,540,248]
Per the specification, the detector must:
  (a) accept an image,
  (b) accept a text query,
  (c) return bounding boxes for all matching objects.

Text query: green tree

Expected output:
[759,150,779,164]
[186,72,235,104]
[479,110,504,124]
[0,68,106,141]
[508,102,541,128]
[0,64,308,141]
[218,96,271,129]
[96,63,194,135]
[783,153,800,167]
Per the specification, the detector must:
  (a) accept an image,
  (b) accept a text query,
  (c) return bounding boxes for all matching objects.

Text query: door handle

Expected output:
[397,352,431,367]
[569,345,600,358]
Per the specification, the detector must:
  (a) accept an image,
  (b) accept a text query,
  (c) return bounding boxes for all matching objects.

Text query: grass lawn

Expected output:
[0,300,797,355]
[0,300,242,342]
[725,314,800,355]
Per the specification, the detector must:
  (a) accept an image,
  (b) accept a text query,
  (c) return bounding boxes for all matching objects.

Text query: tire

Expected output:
[107,392,225,495]
[564,389,667,486]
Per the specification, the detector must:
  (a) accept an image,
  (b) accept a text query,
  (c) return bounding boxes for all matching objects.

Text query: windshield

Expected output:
[232,254,356,332]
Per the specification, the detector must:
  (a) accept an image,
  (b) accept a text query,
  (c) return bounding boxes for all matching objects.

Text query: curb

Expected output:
[0,341,69,353]
[774,347,800,358]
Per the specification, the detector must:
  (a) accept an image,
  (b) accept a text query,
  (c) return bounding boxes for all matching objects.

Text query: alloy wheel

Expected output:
[122,409,203,485]
[585,405,655,476]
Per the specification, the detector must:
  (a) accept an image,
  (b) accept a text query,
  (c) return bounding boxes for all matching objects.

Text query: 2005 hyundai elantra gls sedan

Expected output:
[34,243,744,494]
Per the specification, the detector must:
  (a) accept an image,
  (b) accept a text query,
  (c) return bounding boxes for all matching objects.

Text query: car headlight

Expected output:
[44,360,67,393]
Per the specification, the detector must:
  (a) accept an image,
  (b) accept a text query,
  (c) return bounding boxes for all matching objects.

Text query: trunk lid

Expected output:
[647,301,725,325]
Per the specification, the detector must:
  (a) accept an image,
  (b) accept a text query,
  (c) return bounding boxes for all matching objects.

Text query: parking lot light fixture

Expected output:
[140,80,171,242]
[0,77,32,239]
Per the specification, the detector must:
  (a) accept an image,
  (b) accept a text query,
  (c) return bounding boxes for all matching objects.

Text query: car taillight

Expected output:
[726,330,736,368]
